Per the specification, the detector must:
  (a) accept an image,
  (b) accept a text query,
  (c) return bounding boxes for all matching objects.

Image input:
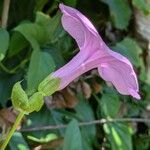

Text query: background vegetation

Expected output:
[0,0,150,149]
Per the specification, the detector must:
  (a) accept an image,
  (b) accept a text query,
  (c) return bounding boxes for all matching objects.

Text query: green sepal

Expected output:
[27,92,44,113]
[11,82,29,113]
[38,75,60,96]
[11,82,44,114]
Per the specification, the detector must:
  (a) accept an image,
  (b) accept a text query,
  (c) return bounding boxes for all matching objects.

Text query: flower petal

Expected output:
[52,51,86,89]
[59,3,101,54]
[58,3,140,99]
[98,51,140,99]
[52,50,101,90]
[61,13,85,47]
[59,3,99,37]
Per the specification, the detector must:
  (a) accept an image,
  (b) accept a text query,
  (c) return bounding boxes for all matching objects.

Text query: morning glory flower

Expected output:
[50,4,140,99]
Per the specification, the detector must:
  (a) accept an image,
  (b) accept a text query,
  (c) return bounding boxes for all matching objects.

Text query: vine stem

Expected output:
[0,112,25,150]
[20,118,150,132]
[0,59,28,74]
[1,0,10,29]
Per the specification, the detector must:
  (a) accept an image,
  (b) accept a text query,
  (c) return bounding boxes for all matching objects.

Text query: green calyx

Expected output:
[38,74,60,96]
[11,75,60,113]
[11,82,44,114]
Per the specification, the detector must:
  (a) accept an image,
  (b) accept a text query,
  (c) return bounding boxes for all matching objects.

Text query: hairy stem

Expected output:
[0,112,25,150]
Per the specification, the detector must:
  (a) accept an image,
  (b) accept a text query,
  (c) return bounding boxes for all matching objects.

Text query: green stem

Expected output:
[0,112,25,150]
[0,62,14,74]
[0,59,28,74]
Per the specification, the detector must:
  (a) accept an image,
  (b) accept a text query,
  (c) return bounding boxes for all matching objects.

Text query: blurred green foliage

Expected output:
[0,0,150,150]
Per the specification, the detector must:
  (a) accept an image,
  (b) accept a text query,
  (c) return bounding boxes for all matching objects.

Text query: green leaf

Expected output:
[103,123,133,150]
[113,37,142,68]
[46,13,62,42]
[0,77,11,106]
[24,107,65,139]
[14,22,46,48]
[14,12,61,49]
[134,135,150,150]
[44,44,65,68]
[27,50,55,93]
[63,119,83,150]
[0,28,9,61]
[97,91,121,118]
[7,0,36,27]
[9,132,30,150]
[132,0,150,15]
[14,12,51,52]
[35,11,51,26]
[63,0,77,7]
[102,0,131,29]
[8,32,29,57]
[35,0,49,11]
[35,12,63,43]
[75,100,96,150]
[15,11,52,45]
[0,73,23,107]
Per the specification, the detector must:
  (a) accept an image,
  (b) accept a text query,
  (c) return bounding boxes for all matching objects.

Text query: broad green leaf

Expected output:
[113,37,142,68]
[103,123,133,150]
[50,109,68,135]
[96,91,121,117]
[8,32,29,57]
[35,0,48,11]
[7,0,36,27]
[46,13,63,42]
[24,107,65,140]
[43,44,65,68]
[14,23,47,48]
[75,100,96,150]
[9,132,30,150]
[27,50,55,94]
[63,0,77,7]
[14,12,51,49]
[0,28,9,61]
[63,119,83,150]
[0,75,12,106]
[134,135,150,150]
[35,12,62,43]
[126,102,141,117]
[132,0,150,15]
[0,73,23,106]
[102,0,131,29]
[35,12,51,26]
[14,12,62,49]
[55,34,73,58]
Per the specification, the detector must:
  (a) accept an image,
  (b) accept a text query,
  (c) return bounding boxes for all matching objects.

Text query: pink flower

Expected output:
[52,3,140,99]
